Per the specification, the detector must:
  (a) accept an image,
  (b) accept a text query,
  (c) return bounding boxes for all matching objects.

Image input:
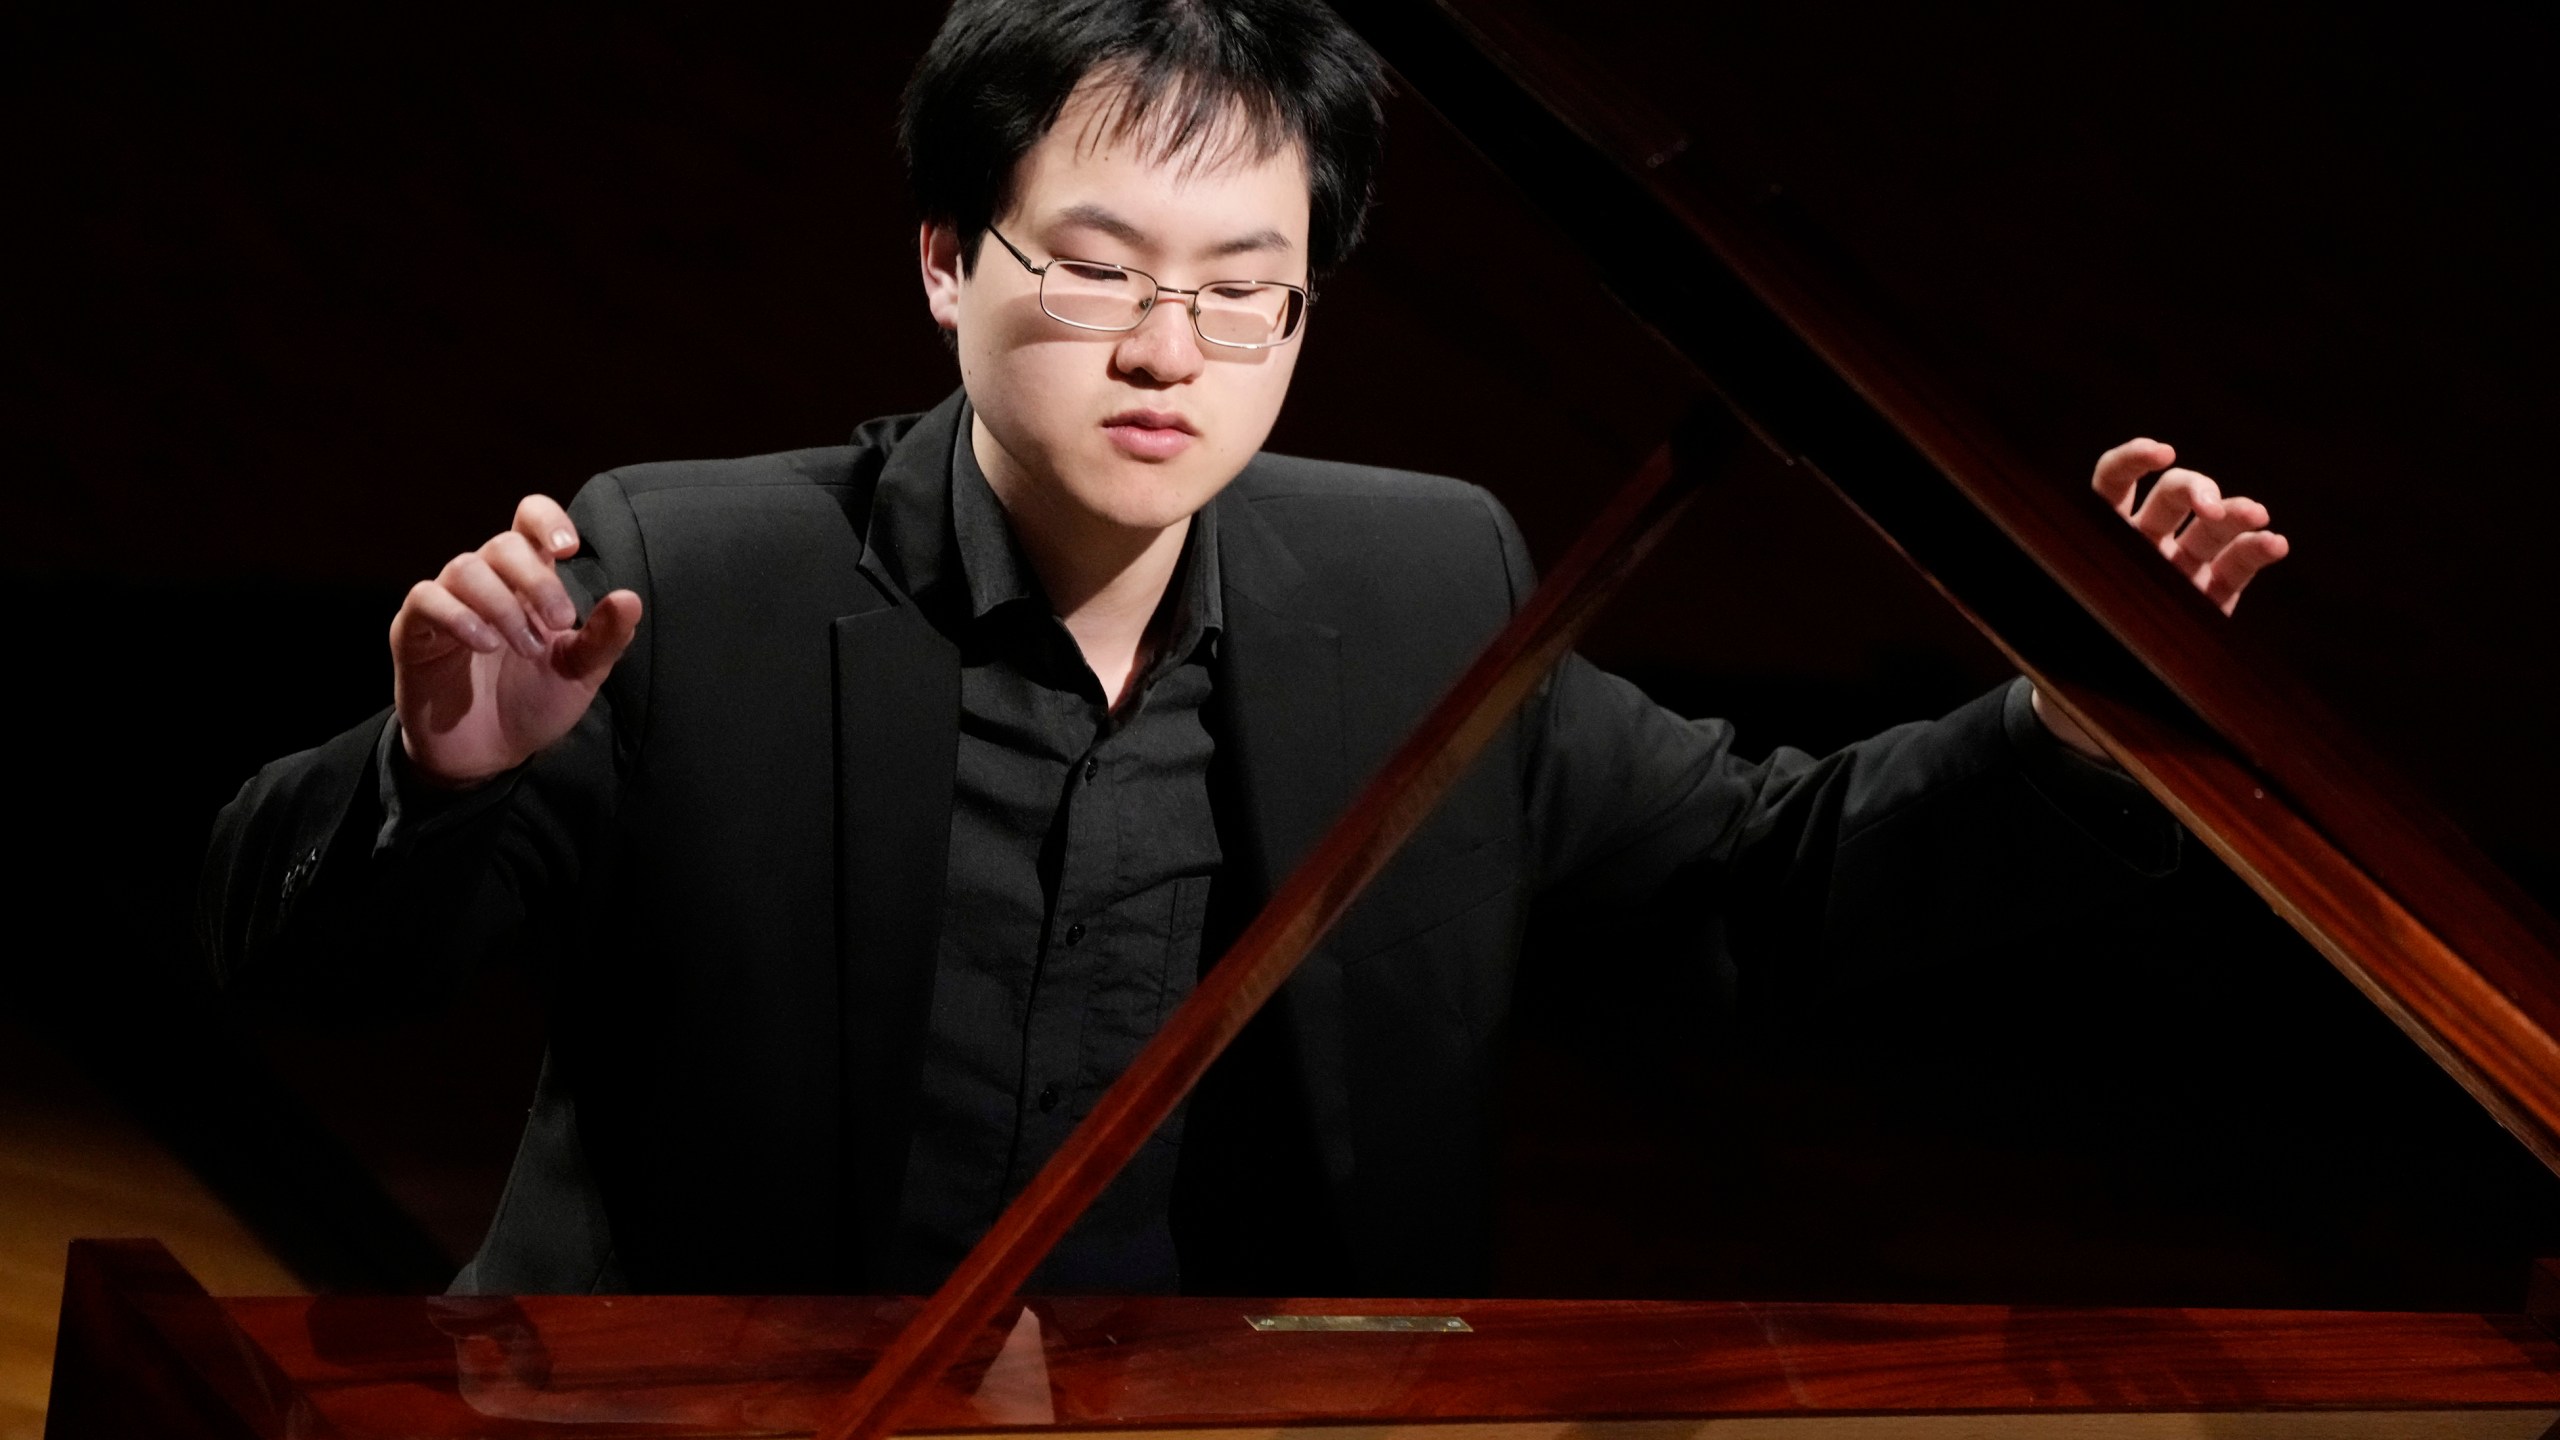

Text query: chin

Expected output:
[1084,486,1216,535]
[1079,451,1232,532]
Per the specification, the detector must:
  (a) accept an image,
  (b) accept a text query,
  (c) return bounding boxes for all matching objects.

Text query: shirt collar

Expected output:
[862,391,1224,658]
[949,409,1047,623]
[1155,490,1224,673]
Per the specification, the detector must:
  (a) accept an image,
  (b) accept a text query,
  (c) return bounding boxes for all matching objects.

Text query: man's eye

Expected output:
[1056,262,1133,285]
[1207,285,1270,302]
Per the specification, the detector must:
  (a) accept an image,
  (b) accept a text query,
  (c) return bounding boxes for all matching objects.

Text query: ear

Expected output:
[919,221,966,333]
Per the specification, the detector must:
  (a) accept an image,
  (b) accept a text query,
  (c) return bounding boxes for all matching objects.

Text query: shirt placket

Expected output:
[1003,697,1120,1196]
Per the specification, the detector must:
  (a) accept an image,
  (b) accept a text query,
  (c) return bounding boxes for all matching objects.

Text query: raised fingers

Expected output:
[513,494,579,558]
[2091,437,2176,516]
[481,528,577,631]
[392,578,504,658]
[2199,529,2291,614]
[439,549,550,658]
[558,589,643,683]
[2131,467,2226,551]
[2173,494,2271,566]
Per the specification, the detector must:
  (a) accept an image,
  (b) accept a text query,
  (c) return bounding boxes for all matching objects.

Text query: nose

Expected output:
[1111,295,1206,385]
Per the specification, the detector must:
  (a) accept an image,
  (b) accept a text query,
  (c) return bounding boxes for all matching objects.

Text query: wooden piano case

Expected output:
[43,1239,2560,1438]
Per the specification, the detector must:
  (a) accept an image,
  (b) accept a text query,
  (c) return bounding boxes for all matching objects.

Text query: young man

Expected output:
[202,0,2285,1298]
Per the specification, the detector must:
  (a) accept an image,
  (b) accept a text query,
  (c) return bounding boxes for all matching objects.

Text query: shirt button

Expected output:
[1037,1083,1062,1113]
[1064,923,1085,947]
[1083,757,1099,783]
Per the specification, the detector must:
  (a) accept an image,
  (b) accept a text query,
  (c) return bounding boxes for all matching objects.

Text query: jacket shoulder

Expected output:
[591,445,862,499]
[1232,450,1495,510]
[586,408,925,501]
[1230,451,1524,583]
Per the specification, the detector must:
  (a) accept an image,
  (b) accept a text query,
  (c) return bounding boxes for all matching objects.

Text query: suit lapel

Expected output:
[833,400,964,1286]
[1215,500,1347,894]
[1210,483,1358,1193]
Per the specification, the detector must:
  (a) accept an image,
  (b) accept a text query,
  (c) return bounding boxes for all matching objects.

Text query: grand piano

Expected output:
[45,0,2560,1433]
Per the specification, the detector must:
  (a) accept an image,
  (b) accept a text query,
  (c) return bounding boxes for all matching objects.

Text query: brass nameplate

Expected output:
[1246,1314,1470,1333]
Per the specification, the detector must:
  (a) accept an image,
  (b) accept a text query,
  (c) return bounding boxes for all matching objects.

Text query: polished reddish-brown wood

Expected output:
[45,1240,330,1440]
[2531,1258,2560,1338]
[818,428,1718,1440]
[1353,0,2560,1176]
[46,1243,2560,1438]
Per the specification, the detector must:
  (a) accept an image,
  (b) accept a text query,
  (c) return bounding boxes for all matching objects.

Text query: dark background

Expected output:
[5,1,2554,1305]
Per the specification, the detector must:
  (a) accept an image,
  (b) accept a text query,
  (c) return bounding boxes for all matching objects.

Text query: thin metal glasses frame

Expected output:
[985,226,1312,350]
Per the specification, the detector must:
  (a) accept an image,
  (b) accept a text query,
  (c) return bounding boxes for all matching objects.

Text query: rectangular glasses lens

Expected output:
[1044,263,1144,329]
[1197,285,1294,346]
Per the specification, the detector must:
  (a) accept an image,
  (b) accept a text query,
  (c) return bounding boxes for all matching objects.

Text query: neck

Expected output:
[974,415,1187,707]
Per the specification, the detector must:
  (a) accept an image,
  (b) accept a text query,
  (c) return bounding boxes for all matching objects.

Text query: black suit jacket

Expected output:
[201,391,2168,1296]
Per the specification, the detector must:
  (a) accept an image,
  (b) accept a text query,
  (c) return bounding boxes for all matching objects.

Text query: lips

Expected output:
[1102,408,1199,461]
[1102,408,1197,434]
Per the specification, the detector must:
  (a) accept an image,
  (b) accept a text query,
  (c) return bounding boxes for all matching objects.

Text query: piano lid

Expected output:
[1336,0,2560,1172]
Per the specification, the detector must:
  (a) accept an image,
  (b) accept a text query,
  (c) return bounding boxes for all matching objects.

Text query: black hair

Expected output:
[899,0,1388,280]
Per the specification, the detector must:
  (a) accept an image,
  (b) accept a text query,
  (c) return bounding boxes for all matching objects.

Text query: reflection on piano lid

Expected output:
[1344,0,2560,1177]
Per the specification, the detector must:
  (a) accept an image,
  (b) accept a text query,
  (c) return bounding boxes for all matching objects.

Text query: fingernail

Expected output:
[550,530,574,552]
[545,597,575,628]
[468,621,501,651]
[514,625,543,656]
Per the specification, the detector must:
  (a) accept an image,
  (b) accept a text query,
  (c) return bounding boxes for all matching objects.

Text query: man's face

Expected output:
[921,86,1311,540]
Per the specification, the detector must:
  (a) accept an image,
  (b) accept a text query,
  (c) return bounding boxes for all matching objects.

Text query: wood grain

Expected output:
[45,1245,2555,1437]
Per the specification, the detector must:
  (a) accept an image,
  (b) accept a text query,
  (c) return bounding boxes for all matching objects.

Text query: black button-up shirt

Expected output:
[861,404,1224,1293]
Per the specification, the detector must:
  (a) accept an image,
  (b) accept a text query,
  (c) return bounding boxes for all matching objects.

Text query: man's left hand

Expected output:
[2090,437,2290,615]
[2032,437,2293,762]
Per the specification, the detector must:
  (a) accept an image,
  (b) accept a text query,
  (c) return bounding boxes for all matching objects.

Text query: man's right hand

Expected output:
[389,495,643,789]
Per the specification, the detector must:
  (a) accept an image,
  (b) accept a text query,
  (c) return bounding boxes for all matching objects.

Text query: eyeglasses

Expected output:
[985,226,1311,350]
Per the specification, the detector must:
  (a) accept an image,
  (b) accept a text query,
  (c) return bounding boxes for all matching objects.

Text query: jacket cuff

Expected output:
[374,718,522,854]
[2000,677,2181,876]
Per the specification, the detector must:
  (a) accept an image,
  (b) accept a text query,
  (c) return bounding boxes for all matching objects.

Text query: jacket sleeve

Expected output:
[197,473,651,1009]
[1493,489,2179,1003]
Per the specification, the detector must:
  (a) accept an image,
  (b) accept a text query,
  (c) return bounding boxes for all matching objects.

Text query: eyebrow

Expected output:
[1049,202,1294,262]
